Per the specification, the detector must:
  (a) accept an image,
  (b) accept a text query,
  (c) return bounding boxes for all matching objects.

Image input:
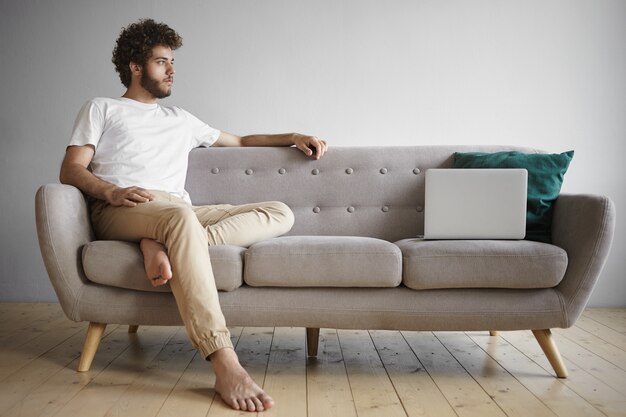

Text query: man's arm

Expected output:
[214,131,328,160]
[59,145,154,207]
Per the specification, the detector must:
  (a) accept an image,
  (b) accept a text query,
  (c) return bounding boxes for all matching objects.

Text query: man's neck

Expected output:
[122,86,158,104]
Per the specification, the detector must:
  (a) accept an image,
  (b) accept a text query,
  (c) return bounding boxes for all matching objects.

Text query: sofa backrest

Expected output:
[186,145,539,242]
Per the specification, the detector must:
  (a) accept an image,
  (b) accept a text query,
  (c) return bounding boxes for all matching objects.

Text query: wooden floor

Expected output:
[1,304,625,417]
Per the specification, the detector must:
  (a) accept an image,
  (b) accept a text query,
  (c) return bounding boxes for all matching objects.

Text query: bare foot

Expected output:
[211,348,274,412]
[139,238,173,286]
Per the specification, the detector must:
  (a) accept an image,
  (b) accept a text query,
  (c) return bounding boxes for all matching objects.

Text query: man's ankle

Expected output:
[210,347,239,365]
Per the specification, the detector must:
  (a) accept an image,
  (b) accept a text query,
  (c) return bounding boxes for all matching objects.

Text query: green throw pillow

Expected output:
[453,150,574,243]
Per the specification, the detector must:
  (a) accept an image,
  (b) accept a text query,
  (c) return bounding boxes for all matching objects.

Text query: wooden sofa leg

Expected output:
[78,322,107,372]
[489,331,498,336]
[128,325,139,333]
[306,328,320,357]
[532,329,568,378]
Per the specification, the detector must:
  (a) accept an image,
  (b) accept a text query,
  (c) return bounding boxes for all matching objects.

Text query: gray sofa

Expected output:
[35,146,616,378]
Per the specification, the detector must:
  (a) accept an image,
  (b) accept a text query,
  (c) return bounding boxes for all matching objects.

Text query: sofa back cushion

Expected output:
[186,145,539,242]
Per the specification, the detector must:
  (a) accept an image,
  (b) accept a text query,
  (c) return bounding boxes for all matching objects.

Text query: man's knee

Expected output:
[266,201,295,233]
[163,206,205,235]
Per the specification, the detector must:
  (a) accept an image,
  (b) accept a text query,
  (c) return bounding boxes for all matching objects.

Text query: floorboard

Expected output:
[370,330,457,417]
[339,329,407,417]
[306,328,357,417]
[500,330,626,417]
[102,327,196,417]
[403,331,508,417]
[1,304,625,417]
[436,332,557,417]
[48,325,179,417]
[467,331,604,417]
[263,327,307,417]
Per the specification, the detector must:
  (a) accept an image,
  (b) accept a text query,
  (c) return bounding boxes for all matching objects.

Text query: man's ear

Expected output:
[129,62,142,76]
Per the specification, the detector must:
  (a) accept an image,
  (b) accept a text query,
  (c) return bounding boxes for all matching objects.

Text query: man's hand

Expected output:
[293,134,328,160]
[105,186,155,207]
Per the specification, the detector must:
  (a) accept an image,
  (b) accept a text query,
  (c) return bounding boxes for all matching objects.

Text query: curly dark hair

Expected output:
[112,19,183,87]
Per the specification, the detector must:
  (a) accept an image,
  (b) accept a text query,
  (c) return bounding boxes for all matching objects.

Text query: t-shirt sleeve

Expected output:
[183,109,221,149]
[68,99,105,148]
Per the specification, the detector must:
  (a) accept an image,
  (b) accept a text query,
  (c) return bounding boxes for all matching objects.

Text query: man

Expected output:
[60,19,327,412]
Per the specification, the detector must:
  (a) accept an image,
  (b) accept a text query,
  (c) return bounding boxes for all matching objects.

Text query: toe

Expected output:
[253,397,264,411]
[160,263,173,280]
[260,392,274,409]
[152,277,167,287]
[246,398,256,412]
[224,396,240,410]
[237,398,248,411]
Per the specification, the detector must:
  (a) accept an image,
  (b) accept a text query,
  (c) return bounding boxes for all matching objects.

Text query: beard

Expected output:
[140,71,172,99]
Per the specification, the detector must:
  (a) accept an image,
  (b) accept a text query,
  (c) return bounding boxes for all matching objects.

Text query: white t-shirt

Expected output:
[68,97,220,203]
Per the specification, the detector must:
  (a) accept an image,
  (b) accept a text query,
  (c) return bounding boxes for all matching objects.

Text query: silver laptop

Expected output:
[424,169,528,239]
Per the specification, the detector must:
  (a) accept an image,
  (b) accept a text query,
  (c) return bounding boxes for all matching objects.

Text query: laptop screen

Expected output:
[424,169,527,240]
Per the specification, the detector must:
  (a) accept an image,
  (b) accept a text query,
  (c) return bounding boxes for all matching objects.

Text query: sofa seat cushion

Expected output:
[82,241,245,292]
[395,238,568,290]
[244,236,402,287]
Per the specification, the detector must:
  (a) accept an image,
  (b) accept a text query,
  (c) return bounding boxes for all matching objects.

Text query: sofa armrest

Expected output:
[35,184,96,321]
[552,194,616,326]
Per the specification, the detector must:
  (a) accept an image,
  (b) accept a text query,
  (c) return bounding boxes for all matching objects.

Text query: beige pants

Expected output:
[89,190,295,358]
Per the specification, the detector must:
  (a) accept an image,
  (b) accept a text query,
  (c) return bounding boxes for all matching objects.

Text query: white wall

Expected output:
[1,0,624,306]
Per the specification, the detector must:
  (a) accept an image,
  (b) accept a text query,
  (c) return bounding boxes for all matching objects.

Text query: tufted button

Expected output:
[245,169,253,175]
[413,168,421,175]
[313,206,321,213]
[278,168,286,174]
[382,206,389,212]
[345,168,353,174]
[416,206,424,213]
[211,168,219,174]
[380,168,388,174]
[347,206,355,213]
[312,169,320,175]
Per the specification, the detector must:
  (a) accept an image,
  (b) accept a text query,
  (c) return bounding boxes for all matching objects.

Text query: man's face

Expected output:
[138,45,175,99]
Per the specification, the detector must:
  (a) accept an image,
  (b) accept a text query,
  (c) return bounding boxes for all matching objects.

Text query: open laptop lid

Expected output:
[424,168,528,240]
